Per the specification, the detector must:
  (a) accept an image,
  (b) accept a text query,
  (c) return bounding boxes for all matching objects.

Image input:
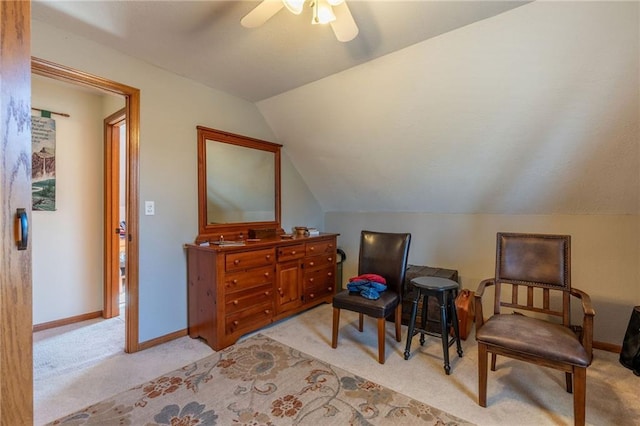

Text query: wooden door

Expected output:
[0,1,34,423]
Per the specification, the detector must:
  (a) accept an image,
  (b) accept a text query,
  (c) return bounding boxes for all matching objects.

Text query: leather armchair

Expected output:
[475,233,595,426]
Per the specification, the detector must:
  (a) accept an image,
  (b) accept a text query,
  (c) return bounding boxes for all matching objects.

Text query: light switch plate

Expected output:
[145,201,155,215]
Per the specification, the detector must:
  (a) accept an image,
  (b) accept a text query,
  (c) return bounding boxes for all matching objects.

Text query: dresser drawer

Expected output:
[277,243,305,262]
[226,248,275,272]
[225,284,272,314]
[225,302,273,335]
[304,267,335,300]
[304,267,334,290]
[302,253,335,271]
[306,239,335,256]
[224,265,274,293]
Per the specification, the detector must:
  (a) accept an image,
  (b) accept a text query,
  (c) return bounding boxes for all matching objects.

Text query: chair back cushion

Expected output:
[497,233,570,290]
[358,231,411,298]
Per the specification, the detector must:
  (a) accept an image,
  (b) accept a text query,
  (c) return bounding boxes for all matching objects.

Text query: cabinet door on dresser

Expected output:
[302,239,337,303]
[275,243,305,314]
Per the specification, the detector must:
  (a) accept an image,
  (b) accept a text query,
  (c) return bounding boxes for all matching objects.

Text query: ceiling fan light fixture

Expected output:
[312,0,336,25]
[283,0,305,15]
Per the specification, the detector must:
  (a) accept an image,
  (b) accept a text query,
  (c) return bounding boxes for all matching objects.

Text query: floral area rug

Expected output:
[48,334,474,425]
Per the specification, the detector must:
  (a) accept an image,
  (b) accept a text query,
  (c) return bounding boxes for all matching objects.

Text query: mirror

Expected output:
[197,126,281,242]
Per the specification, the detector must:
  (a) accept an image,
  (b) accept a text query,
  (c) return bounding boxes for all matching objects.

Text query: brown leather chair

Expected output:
[332,230,411,364]
[474,233,595,426]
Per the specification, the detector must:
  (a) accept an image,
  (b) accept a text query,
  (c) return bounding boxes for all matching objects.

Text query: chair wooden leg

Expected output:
[332,308,340,349]
[478,343,488,407]
[377,317,386,364]
[573,367,586,426]
[565,372,573,393]
[490,353,497,371]
[394,303,402,342]
[358,313,364,332]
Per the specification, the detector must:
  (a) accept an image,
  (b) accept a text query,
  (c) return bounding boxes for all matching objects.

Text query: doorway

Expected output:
[32,57,142,353]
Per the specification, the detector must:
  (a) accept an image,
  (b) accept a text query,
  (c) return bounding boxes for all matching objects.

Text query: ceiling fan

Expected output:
[241,0,359,42]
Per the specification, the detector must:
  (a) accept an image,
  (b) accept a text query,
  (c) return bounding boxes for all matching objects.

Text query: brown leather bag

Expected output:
[451,289,475,340]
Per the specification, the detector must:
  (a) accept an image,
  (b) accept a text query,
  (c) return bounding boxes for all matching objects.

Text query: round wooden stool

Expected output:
[403,276,463,374]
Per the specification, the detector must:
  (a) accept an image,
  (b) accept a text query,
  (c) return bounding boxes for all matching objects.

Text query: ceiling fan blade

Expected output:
[241,0,285,29]
[330,2,358,42]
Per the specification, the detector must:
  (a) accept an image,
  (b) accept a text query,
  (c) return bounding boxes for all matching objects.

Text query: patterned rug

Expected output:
[48,334,474,425]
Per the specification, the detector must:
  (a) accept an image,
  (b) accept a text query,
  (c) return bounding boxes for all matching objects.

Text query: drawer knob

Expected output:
[309,262,315,267]
[291,250,296,255]
[309,293,315,298]
[327,272,333,277]
[328,257,333,262]
[264,309,270,315]
[234,259,240,265]
[329,244,334,248]
[309,277,314,283]
[278,288,283,296]
[328,287,333,291]
[264,272,270,278]
[233,300,239,305]
[310,246,315,251]
[233,279,238,284]
[266,255,271,260]
[233,320,239,326]
[264,291,270,296]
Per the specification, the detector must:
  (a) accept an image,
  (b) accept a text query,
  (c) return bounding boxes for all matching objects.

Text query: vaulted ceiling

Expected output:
[31,1,639,216]
[32,1,529,102]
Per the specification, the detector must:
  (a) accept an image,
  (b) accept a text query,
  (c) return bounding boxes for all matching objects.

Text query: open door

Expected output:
[0,1,34,421]
[104,108,126,318]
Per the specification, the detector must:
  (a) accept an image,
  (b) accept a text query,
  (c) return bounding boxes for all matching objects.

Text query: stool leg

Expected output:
[404,290,420,360]
[449,292,463,358]
[439,292,451,375]
[419,295,428,346]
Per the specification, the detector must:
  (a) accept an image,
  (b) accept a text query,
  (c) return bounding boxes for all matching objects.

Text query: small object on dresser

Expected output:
[307,228,320,236]
[248,228,276,239]
[294,226,308,237]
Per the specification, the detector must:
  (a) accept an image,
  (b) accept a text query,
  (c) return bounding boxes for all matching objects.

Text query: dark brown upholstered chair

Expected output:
[332,230,411,364]
[474,233,595,426]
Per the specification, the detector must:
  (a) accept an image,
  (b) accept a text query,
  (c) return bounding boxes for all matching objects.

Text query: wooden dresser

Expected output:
[186,233,338,350]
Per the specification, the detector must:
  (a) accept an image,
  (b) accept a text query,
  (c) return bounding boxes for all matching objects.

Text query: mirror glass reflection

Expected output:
[205,139,275,224]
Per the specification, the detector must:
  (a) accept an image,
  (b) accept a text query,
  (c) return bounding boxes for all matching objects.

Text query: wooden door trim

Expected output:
[104,108,125,319]
[31,57,141,353]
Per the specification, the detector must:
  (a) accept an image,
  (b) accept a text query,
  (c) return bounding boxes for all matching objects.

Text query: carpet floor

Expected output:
[47,333,473,425]
[34,304,640,425]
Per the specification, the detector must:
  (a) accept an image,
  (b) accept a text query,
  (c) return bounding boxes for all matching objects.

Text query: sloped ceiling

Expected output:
[32,1,528,102]
[32,1,639,216]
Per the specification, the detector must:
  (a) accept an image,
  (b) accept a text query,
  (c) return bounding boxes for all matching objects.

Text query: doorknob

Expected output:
[16,208,28,250]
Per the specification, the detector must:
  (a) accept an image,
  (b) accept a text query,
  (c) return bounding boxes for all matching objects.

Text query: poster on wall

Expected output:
[32,115,57,211]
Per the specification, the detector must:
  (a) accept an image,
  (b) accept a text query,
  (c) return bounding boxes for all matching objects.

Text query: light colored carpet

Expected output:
[34,317,125,380]
[34,304,640,425]
[47,334,473,425]
[34,319,214,425]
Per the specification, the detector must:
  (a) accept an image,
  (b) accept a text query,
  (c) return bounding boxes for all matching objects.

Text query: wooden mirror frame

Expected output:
[196,126,282,243]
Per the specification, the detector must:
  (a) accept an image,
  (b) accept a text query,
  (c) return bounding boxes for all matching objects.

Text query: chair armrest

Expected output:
[570,288,595,360]
[474,278,495,330]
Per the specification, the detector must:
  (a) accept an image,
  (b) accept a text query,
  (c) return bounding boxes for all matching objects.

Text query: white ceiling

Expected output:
[32,0,529,102]
[31,1,637,217]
